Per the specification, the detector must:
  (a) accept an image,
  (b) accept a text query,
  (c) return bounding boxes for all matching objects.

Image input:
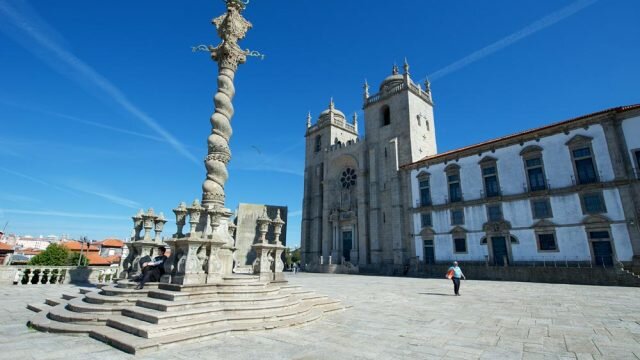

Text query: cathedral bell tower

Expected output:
[362,60,437,267]
[301,99,359,266]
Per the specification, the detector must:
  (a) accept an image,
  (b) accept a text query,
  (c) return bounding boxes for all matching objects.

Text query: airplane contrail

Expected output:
[426,0,598,82]
[0,1,199,165]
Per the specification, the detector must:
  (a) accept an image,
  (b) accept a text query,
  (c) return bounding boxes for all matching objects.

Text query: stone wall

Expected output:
[360,264,640,287]
[0,265,116,285]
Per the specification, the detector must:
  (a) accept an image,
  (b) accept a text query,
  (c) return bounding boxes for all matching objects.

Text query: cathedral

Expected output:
[301,62,640,275]
[301,62,435,273]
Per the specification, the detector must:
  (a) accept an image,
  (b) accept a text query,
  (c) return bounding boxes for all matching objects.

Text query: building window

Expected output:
[314,135,322,152]
[448,174,462,203]
[454,238,467,253]
[487,204,503,222]
[572,147,598,184]
[581,192,606,214]
[340,168,357,189]
[451,209,464,225]
[423,239,435,264]
[531,199,552,219]
[382,106,391,126]
[421,212,432,228]
[482,164,500,197]
[419,178,431,206]
[525,157,547,191]
[537,233,558,251]
[634,150,640,178]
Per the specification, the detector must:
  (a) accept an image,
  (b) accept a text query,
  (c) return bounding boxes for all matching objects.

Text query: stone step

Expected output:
[134,290,298,313]
[117,280,162,290]
[158,281,268,293]
[123,296,304,325]
[147,285,282,301]
[91,307,328,354]
[48,304,111,324]
[221,275,260,283]
[84,291,139,305]
[79,288,97,295]
[45,297,63,307]
[28,305,99,334]
[61,292,80,301]
[67,297,134,313]
[100,285,154,298]
[108,298,330,339]
[27,302,53,313]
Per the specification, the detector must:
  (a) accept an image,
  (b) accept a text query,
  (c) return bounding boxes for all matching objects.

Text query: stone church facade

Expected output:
[301,63,640,274]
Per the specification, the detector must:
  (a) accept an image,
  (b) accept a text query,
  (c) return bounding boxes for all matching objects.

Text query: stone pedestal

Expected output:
[164,201,236,285]
[120,240,161,279]
[251,243,286,282]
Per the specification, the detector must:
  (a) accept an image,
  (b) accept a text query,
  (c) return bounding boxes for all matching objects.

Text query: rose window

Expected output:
[340,168,357,189]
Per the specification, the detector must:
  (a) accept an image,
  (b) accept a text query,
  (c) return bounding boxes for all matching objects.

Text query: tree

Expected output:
[68,252,89,266]
[291,247,301,264]
[29,243,69,266]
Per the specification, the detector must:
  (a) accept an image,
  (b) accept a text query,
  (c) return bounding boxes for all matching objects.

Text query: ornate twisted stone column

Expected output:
[161,1,259,284]
[202,0,252,207]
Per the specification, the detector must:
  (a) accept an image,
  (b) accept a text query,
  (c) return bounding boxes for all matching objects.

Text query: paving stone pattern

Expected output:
[3,274,640,359]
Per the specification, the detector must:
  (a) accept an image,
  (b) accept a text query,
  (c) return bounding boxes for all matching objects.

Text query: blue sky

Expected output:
[0,0,639,247]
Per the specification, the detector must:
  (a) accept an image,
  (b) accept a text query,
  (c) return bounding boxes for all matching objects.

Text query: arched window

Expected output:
[381,106,391,126]
[314,135,322,152]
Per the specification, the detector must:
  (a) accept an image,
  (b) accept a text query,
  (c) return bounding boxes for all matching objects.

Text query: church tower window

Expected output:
[381,106,391,126]
[314,135,322,152]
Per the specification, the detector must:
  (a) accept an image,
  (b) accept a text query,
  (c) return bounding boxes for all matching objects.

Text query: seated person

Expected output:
[135,246,167,290]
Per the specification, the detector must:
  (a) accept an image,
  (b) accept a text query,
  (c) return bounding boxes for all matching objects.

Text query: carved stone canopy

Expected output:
[483,220,512,234]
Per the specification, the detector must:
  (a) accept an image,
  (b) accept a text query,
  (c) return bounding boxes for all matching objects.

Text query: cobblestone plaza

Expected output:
[3,273,640,359]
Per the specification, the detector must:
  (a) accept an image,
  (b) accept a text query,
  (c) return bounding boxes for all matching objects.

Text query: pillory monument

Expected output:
[26,0,344,353]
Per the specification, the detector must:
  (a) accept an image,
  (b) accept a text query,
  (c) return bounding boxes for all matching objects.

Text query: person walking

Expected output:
[447,261,466,296]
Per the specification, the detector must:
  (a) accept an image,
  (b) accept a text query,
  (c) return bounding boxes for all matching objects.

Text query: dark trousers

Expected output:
[139,266,162,288]
[452,277,461,295]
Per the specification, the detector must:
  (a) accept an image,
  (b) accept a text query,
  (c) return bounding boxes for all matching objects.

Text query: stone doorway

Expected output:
[342,231,353,262]
[491,236,509,266]
[592,240,613,266]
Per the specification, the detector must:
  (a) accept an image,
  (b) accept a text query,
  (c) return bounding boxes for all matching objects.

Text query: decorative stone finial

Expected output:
[256,207,272,244]
[306,111,312,128]
[329,97,335,111]
[403,58,410,75]
[392,63,399,75]
[424,78,431,94]
[352,112,358,131]
[271,209,285,245]
[363,79,369,100]
[173,202,188,238]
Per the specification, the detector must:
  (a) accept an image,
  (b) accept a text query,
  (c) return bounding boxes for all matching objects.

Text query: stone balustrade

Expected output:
[0,265,119,285]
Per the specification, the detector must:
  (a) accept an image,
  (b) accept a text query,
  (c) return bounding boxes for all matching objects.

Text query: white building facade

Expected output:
[405,106,640,267]
[301,63,640,273]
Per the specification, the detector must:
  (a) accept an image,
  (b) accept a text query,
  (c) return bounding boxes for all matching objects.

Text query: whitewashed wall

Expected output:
[411,124,633,263]
[622,116,640,172]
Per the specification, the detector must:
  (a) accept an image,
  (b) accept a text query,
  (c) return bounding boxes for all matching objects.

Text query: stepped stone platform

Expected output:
[26,275,346,354]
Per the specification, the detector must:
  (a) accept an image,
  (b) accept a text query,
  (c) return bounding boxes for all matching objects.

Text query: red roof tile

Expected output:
[0,243,13,251]
[85,253,112,266]
[100,239,124,248]
[61,241,100,252]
